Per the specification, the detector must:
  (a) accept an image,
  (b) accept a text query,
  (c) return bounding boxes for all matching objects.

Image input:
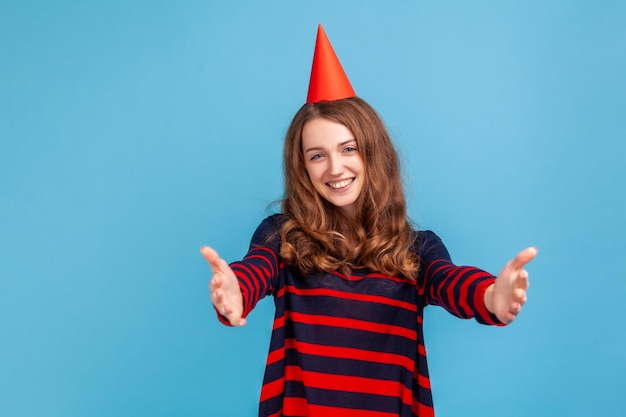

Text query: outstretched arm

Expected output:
[201,246,246,327]
[484,247,538,324]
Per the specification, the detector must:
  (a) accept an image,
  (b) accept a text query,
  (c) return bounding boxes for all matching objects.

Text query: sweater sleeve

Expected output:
[215,215,282,326]
[418,231,504,326]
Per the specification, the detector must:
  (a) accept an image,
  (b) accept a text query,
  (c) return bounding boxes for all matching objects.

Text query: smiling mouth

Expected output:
[327,178,354,189]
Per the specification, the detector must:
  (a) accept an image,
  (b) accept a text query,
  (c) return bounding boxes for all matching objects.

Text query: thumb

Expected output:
[200,246,222,272]
[509,247,539,270]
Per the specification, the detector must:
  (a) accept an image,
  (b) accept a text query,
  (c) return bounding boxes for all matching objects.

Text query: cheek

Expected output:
[357,155,366,173]
[304,164,321,182]
[302,166,321,193]
[303,164,313,181]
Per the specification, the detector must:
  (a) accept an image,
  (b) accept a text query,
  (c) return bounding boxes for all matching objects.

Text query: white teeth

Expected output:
[328,179,353,189]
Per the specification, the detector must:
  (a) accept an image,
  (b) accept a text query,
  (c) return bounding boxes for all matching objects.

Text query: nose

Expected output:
[328,154,344,176]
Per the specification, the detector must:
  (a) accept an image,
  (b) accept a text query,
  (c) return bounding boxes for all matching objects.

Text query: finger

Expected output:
[213,298,230,317]
[510,302,522,314]
[223,309,246,327]
[209,275,221,292]
[513,288,526,303]
[217,256,231,273]
[212,288,223,304]
[200,245,217,261]
[225,311,247,327]
[503,313,516,324]
[200,246,222,272]
[509,247,538,270]
[515,270,530,291]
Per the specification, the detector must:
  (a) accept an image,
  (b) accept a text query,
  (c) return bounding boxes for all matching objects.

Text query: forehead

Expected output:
[301,118,355,150]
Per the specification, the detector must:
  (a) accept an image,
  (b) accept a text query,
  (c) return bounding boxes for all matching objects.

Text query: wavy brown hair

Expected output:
[278,96,419,279]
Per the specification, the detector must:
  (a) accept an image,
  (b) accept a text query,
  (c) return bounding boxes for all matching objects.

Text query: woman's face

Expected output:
[301,117,365,219]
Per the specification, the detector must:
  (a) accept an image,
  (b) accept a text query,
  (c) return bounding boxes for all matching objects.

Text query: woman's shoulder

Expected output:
[412,229,452,263]
[256,213,286,234]
[249,213,286,251]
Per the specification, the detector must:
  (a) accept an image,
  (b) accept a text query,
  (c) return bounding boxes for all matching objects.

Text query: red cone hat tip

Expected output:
[306,24,356,104]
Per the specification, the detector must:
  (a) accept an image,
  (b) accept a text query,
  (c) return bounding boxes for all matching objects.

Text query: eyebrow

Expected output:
[304,139,356,154]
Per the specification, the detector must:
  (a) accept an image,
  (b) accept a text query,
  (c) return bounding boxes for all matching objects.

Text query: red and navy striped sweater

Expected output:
[217,215,503,417]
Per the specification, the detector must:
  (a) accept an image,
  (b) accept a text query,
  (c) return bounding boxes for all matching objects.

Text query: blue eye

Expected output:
[310,153,323,161]
[343,146,358,153]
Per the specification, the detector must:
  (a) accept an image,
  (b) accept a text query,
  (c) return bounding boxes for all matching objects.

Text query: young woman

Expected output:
[201,26,536,417]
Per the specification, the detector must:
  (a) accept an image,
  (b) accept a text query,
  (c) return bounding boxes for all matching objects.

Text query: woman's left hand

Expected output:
[484,247,538,324]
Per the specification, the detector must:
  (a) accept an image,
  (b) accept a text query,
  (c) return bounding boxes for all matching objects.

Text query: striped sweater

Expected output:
[217,215,503,417]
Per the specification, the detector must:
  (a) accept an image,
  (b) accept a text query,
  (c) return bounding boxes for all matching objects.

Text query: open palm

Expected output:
[486,247,538,324]
[201,246,246,327]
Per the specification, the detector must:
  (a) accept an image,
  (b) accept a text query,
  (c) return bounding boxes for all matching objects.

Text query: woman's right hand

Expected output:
[201,246,246,326]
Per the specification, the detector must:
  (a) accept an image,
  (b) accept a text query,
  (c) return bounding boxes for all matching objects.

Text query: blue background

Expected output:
[1,1,625,416]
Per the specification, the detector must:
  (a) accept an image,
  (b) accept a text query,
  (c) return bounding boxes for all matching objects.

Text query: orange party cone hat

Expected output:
[306,25,356,103]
